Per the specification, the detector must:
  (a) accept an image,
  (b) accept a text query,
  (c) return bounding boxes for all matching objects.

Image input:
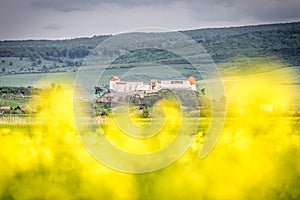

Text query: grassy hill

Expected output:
[0,21,299,76]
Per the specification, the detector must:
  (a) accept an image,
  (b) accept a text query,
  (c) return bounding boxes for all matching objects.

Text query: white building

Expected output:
[160,80,191,90]
[109,76,145,93]
[109,76,197,93]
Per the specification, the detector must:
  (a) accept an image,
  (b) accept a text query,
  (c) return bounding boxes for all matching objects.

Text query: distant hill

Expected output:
[0,21,299,75]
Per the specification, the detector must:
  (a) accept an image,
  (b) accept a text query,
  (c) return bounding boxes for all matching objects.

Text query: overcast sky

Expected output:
[1,0,300,40]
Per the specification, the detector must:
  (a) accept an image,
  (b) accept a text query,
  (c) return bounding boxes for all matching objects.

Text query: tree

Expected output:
[50,83,56,90]
[42,66,48,72]
[29,54,38,62]
[1,67,5,73]
[9,62,13,66]
[94,86,107,97]
[142,107,150,118]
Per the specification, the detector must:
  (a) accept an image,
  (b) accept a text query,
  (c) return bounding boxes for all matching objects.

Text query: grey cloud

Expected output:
[30,0,233,11]
[242,0,300,21]
[30,0,180,12]
[31,0,101,12]
[43,24,63,30]
[183,0,300,23]
[30,0,300,23]
[1,0,300,40]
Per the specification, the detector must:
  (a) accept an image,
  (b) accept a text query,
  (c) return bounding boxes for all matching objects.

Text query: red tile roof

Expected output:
[110,76,120,81]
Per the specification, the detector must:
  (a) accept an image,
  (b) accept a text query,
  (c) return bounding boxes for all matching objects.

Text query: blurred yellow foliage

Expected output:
[0,68,299,199]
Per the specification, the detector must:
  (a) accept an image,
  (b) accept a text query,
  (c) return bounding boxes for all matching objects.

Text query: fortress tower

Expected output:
[188,76,197,91]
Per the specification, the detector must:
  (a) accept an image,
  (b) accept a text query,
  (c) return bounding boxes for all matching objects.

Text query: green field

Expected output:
[0,97,27,107]
[1,65,300,112]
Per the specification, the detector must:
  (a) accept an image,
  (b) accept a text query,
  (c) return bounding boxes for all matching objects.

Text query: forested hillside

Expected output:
[0,22,299,75]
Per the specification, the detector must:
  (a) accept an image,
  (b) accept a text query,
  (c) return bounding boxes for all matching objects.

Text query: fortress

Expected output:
[96,76,197,103]
[109,76,197,93]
